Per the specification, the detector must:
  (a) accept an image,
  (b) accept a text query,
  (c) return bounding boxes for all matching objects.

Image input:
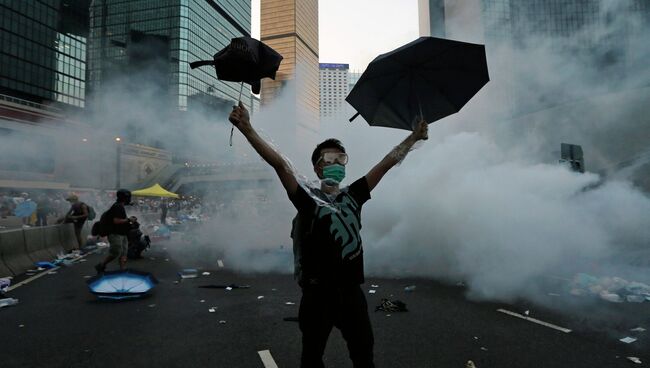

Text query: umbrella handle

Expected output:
[349,112,360,122]
[189,60,214,69]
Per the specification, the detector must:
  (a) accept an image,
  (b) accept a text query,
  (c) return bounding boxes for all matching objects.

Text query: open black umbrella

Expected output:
[190,37,283,145]
[346,37,489,131]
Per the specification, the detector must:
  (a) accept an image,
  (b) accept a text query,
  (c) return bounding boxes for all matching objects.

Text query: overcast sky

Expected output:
[251,0,420,71]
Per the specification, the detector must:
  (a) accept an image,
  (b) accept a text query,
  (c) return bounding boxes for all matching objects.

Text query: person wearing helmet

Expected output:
[95,189,136,273]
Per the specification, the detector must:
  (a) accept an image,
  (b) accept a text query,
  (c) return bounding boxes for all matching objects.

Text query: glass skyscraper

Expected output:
[87,0,252,112]
[0,0,89,108]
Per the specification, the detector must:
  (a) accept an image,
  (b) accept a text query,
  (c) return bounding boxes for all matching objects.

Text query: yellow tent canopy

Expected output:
[131,183,179,198]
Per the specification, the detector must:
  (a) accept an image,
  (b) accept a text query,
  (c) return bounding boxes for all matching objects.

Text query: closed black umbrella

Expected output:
[346,37,489,131]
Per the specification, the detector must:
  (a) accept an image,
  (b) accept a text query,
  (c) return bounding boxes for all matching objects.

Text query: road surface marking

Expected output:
[7,249,101,292]
[497,308,572,333]
[217,260,224,268]
[258,350,279,368]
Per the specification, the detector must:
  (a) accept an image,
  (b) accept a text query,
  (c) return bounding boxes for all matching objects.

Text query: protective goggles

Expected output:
[318,152,348,165]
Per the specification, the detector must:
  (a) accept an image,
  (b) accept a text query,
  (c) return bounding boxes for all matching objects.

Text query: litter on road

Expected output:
[202,272,210,276]
[219,320,226,324]
[371,284,379,288]
[375,299,408,312]
[627,357,642,364]
[178,269,198,279]
[619,336,637,344]
[0,278,11,293]
[217,260,224,268]
[404,285,416,292]
[369,290,376,294]
[466,360,477,368]
[148,304,156,308]
[630,327,646,332]
[208,307,217,313]
[199,284,251,289]
[257,296,264,300]
[285,302,296,305]
[0,298,19,308]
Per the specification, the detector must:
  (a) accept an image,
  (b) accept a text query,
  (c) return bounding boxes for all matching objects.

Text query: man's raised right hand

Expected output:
[228,101,251,131]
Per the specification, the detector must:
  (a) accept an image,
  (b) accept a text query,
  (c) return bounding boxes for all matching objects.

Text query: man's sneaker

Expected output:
[94,263,104,274]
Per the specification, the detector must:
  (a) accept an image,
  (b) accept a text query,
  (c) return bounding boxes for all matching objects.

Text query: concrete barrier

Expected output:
[43,226,65,257]
[0,229,31,276]
[59,224,77,252]
[0,233,13,277]
[24,227,52,262]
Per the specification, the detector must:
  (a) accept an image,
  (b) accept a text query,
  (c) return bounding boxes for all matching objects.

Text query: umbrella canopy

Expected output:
[14,201,37,217]
[131,183,179,198]
[189,37,283,94]
[87,270,158,300]
[346,37,489,131]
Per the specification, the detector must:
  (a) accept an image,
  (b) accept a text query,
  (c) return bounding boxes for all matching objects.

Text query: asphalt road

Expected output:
[1,241,648,368]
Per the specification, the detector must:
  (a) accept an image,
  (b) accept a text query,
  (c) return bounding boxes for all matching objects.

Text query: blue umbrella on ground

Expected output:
[14,201,37,217]
[87,270,158,300]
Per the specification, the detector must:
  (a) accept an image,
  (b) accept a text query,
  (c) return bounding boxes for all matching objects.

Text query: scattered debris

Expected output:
[0,298,19,308]
[404,285,416,292]
[257,296,264,300]
[473,336,479,340]
[630,327,646,332]
[570,273,650,303]
[217,260,224,268]
[83,275,92,279]
[165,259,169,262]
[369,290,376,294]
[149,257,156,261]
[524,310,530,316]
[202,272,210,276]
[208,307,217,313]
[19,324,24,328]
[47,271,57,275]
[219,320,226,324]
[627,357,642,364]
[371,284,379,288]
[148,304,156,308]
[386,314,391,317]
[285,302,296,305]
[0,278,11,293]
[480,347,488,351]
[35,261,56,269]
[375,299,408,312]
[178,269,198,279]
[271,288,277,291]
[200,300,205,303]
[466,360,477,368]
[619,336,637,344]
[199,284,250,289]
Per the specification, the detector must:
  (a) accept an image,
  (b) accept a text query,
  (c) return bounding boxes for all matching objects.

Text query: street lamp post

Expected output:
[115,137,122,189]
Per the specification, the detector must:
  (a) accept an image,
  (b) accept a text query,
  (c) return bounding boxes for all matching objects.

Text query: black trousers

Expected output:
[299,284,375,368]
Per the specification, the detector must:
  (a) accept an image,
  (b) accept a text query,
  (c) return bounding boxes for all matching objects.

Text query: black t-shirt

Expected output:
[289,177,371,287]
[106,202,129,235]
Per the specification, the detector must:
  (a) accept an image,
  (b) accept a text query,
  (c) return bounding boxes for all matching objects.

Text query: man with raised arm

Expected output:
[229,102,428,368]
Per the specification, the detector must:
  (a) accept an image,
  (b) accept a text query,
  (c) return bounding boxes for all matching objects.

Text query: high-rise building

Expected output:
[319,63,349,118]
[87,0,252,113]
[418,0,447,38]
[260,0,319,132]
[0,0,90,109]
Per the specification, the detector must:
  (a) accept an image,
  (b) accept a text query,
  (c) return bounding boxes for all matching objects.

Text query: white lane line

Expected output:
[7,249,101,292]
[217,259,224,268]
[497,308,572,333]
[258,350,279,368]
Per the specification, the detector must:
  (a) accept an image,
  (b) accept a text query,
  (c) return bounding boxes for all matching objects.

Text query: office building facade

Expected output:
[87,0,252,113]
[0,0,90,109]
[260,0,319,130]
[319,63,349,118]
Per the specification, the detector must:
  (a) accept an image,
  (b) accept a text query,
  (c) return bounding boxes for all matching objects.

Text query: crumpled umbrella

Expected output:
[14,201,37,217]
[190,36,283,95]
[87,270,158,300]
[346,36,489,131]
[190,36,283,145]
